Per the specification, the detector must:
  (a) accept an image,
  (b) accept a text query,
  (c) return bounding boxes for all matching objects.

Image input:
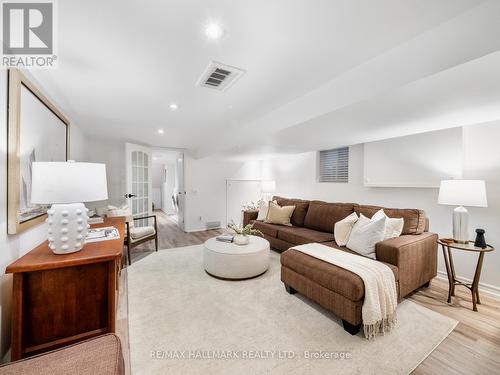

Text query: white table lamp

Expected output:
[31,161,108,254]
[438,180,487,243]
[261,180,276,202]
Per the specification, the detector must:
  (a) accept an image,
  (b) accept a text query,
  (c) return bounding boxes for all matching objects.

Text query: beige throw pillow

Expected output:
[265,201,295,226]
[334,212,359,246]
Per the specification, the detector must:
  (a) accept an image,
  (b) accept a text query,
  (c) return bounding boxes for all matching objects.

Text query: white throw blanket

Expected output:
[291,243,398,339]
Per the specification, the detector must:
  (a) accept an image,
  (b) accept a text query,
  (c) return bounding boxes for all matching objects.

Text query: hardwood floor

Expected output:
[126,215,500,374]
[409,278,500,374]
[129,210,223,263]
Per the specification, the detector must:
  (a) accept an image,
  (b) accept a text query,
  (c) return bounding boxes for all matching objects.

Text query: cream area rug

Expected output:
[128,245,457,375]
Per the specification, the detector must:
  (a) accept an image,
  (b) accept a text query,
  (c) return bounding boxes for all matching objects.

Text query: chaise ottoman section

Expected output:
[281,249,365,302]
[281,248,401,332]
[281,265,363,328]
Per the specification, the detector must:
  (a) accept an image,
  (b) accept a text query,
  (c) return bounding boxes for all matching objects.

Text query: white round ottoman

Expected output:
[203,235,270,280]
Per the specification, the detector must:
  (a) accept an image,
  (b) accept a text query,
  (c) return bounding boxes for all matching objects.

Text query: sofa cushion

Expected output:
[281,247,399,301]
[251,220,284,238]
[273,196,310,227]
[303,201,356,233]
[355,205,426,235]
[130,226,155,240]
[265,235,295,252]
[277,227,334,245]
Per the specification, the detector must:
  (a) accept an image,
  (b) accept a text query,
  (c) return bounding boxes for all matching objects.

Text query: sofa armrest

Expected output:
[376,232,438,297]
[242,210,259,226]
[376,233,437,266]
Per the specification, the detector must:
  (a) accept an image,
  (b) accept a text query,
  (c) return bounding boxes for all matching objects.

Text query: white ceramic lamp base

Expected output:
[47,203,90,254]
[453,205,469,244]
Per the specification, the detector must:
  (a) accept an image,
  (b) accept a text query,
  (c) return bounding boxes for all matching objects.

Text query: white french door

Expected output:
[125,143,152,227]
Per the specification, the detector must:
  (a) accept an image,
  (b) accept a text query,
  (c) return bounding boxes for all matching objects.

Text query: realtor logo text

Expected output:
[1,1,57,68]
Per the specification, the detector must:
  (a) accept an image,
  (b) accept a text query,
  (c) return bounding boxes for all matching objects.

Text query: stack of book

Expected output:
[86,226,120,243]
[88,215,104,224]
[216,234,234,243]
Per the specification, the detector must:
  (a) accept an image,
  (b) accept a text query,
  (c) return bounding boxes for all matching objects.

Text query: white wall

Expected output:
[255,122,500,294]
[84,138,126,208]
[0,70,89,360]
[183,156,262,231]
[364,127,463,187]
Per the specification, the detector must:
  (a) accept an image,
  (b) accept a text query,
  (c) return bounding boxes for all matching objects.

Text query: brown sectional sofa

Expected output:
[243,196,438,334]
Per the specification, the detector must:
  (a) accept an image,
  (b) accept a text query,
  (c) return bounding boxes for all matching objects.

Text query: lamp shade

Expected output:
[31,161,108,204]
[261,180,276,194]
[438,180,487,207]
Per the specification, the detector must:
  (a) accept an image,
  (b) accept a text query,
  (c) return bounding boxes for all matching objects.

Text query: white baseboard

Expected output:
[436,270,500,299]
[184,226,223,233]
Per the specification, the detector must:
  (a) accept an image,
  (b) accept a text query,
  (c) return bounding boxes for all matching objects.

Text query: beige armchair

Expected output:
[125,215,158,265]
[105,205,158,265]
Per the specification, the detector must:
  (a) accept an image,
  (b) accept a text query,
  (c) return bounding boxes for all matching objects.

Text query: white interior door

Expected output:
[125,143,152,227]
[226,180,262,226]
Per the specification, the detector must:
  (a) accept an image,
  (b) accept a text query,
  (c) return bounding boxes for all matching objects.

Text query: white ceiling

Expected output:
[152,149,181,164]
[29,0,498,159]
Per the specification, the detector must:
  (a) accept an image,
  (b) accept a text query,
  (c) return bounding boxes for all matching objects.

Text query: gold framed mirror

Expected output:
[7,69,70,234]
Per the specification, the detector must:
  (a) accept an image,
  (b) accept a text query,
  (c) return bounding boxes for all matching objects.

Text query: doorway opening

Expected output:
[151,148,185,231]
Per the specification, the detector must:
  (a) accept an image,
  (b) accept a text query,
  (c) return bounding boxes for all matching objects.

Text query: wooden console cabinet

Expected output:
[6,217,125,360]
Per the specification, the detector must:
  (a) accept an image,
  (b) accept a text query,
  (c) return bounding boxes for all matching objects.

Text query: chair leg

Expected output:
[127,245,131,266]
[155,236,158,252]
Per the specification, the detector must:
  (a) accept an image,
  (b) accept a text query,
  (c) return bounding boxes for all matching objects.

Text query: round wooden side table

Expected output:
[438,239,494,312]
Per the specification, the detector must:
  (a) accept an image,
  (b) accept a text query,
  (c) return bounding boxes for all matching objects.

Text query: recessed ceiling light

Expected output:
[169,103,178,110]
[158,129,164,135]
[205,22,224,40]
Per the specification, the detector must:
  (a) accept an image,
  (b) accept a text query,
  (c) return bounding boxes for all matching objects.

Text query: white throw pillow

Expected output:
[372,209,404,240]
[256,200,276,221]
[346,214,386,259]
[334,212,359,246]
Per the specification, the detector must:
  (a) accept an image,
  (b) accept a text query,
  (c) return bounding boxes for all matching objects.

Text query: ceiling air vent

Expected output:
[196,61,245,91]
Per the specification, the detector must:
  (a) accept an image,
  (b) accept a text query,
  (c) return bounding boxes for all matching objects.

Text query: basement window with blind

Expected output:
[318,147,349,183]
